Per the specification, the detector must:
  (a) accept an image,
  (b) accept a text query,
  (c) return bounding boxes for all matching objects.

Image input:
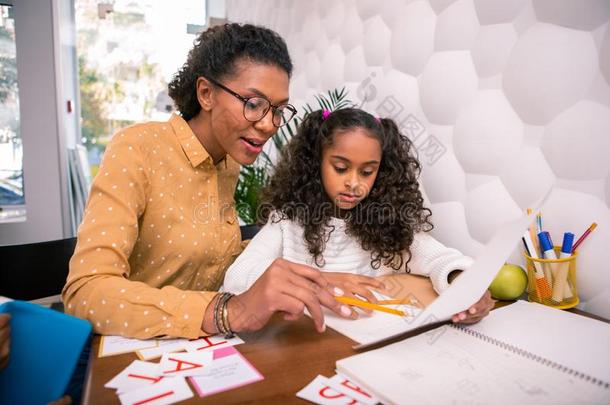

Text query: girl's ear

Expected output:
[196,77,215,112]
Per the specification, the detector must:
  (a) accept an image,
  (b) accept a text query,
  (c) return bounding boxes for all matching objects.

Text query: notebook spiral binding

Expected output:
[452,324,610,390]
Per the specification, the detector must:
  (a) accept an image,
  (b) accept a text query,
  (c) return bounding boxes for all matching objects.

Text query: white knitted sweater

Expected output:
[223,216,474,295]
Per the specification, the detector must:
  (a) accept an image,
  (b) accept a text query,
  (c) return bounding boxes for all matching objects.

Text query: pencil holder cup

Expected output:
[524,247,579,309]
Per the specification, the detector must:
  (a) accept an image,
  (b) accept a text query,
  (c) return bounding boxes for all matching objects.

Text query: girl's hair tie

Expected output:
[322,109,332,120]
[375,117,382,124]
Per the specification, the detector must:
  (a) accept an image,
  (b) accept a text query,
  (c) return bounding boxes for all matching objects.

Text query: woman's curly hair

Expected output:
[259,108,433,272]
[168,23,292,121]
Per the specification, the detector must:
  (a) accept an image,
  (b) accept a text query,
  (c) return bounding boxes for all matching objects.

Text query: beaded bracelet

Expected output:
[213,293,225,335]
[221,294,235,339]
[213,292,235,338]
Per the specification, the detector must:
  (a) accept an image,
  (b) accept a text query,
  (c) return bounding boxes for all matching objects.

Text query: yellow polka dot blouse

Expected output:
[62,114,243,339]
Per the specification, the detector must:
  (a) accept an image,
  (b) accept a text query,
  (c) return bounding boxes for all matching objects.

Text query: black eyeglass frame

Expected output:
[204,76,297,127]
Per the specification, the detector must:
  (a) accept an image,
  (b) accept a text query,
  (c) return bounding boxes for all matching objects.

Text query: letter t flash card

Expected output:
[118,376,193,405]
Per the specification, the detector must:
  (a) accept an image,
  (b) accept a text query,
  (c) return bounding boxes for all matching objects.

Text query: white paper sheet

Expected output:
[118,376,193,405]
[105,360,162,394]
[158,351,213,378]
[327,374,379,405]
[466,300,610,383]
[183,335,244,353]
[136,339,190,361]
[296,375,364,405]
[99,335,158,357]
[322,298,422,347]
[189,346,263,397]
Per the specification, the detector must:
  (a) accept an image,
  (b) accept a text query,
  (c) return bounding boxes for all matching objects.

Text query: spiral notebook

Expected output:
[336,301,610,405]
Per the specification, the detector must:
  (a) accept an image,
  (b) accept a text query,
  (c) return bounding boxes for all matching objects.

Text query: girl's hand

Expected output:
[0,313,10,370]
[207,258,356,334]
[321,272,386,315]
[451,290,495,324]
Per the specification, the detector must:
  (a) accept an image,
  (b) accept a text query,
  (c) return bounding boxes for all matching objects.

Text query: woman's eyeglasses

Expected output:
[204,76,297,127]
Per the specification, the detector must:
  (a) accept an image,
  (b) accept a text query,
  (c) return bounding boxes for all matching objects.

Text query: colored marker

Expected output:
[559,232,575,300]
[539,232,570,303]
[571,223,597,253]
[523,232,552,298]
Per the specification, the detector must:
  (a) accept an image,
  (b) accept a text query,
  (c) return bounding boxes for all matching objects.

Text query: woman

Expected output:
[62,23,353,339]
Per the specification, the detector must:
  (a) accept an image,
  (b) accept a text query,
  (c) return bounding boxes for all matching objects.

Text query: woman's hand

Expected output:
[0,313,10,370]
[321,272,386,315]
[204,258,356,334]
[451,290,495,324]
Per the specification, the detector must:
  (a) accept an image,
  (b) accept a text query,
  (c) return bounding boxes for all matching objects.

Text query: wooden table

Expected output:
[82,274,438,404]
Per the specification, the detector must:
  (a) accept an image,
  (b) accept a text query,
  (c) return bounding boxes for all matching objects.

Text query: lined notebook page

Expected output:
[337,325,609,405]
[466,300,610,384]
[337,301,610,405]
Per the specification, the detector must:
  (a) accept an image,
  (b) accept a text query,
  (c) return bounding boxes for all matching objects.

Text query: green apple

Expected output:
[489,263,528,300]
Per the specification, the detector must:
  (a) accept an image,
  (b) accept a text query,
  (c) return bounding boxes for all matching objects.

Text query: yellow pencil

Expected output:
[377,299,417,306]
[335,296,406,317]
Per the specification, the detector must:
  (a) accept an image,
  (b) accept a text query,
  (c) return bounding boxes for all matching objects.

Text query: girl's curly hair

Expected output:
[168,23,292,121]
[259,108,433,271]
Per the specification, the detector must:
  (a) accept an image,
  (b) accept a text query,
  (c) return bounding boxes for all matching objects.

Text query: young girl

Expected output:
[223,108,494,324]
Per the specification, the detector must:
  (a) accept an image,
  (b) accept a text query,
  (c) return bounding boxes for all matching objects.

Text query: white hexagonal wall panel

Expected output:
[473,0,529,25]
[435,0,479,51]
[542,101,610,180]
[499,146,556,209]
[533,0,610,31]
[320,44,345,91]
[301,13,322,51]
[344,46,367,82]
[340,5,364,53]
[390,0,436,76]
[503,23,598,125]
[453,90,524,175]
[605,173,610,206]
[429,201,483,258]
[419,51,478,125]
[465,179,522,243]
[600,26,610,85]
[304,51,321,89]
[428,0,459,15]
[471,24,517,77]
[322,1,345,39]
[362,16,391,66]
[370,69,420,120]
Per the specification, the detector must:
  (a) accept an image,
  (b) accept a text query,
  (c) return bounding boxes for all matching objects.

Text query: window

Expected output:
[0,4,25,221]
[75,0,207,177]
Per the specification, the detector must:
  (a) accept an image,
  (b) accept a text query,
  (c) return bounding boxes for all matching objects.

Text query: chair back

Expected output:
[239,224,260,241]
[0,238,77,300]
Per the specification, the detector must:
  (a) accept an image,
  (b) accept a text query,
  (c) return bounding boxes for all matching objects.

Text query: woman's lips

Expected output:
[240,137,264,154]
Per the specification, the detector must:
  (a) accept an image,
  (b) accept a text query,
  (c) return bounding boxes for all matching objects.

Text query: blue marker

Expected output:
[560,233,574,259]
[538,232,556,260]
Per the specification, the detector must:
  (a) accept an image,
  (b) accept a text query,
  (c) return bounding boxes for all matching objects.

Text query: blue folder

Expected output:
[0,300,92,404]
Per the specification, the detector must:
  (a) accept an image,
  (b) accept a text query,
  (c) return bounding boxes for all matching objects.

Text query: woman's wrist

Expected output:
[201,294,221,334]
[214,292,235,338]
[226,295,246,332]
